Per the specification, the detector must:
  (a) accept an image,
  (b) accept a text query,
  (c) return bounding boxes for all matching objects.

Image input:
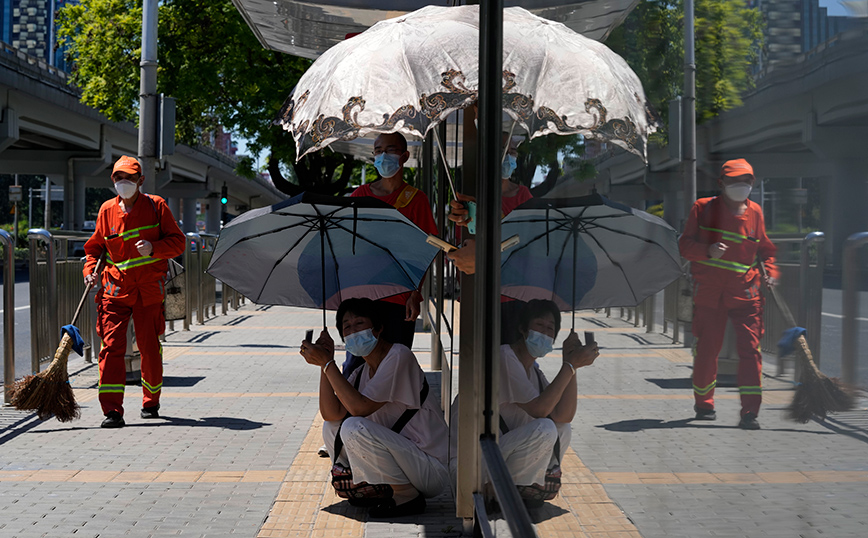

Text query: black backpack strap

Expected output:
[332,369,363,464]
[391,378,429,434]
[333,371,429,462]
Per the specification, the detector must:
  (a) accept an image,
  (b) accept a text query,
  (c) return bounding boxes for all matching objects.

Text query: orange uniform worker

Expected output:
[83,156,185,428]
[678,159,778,430]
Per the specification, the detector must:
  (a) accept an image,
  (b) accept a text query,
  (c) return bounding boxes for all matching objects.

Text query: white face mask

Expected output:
[724,183,752,202]
[114,180,139,199]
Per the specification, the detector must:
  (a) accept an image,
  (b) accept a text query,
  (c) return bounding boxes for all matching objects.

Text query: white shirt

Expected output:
[348,344,449,464]
[499,344,550,431]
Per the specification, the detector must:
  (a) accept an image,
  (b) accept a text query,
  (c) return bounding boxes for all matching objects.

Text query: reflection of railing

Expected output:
[760,235,825,376]
[841,232,868,386]
[2,229,15,402]
[27,229,98,373]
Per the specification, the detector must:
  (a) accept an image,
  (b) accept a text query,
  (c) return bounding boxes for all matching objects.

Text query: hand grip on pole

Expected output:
[73,252,106,326]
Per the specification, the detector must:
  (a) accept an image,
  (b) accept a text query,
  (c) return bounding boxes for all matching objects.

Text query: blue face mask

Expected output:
[374,153,401,178]
[501,154,517,179]
[345,328,379,357]
[525,330,554,358]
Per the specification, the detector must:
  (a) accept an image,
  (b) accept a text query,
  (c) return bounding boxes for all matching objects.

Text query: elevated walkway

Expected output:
[2,303,867,537]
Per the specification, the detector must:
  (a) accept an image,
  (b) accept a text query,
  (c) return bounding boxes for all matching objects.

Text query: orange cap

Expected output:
[721,159,754,178]
[112,155,142,178]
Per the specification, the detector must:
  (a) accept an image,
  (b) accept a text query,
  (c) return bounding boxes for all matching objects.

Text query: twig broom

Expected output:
[8,254,105,422]
[759,262,855,422]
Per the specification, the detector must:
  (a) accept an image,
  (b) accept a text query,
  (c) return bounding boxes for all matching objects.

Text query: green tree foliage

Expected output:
[57,0,356,195]
[606,0,763,144]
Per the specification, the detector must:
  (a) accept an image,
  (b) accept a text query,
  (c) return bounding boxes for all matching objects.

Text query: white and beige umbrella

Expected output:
[276,4,656,162]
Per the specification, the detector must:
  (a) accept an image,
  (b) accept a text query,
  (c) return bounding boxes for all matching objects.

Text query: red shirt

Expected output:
[352,181,438,305]
[501,184,533,216]
[679,196,778,308]
[83,194,186,306]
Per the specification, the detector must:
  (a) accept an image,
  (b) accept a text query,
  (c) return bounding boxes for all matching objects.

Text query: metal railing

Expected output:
[2,229,15,403]
[182,232,219,330]
[27,229,98,372]
[760,235,825,365]
[841,232,868,386]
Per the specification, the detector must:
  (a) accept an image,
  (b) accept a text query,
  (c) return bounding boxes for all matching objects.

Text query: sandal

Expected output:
[331,464,393,507]
[517,466,562,508]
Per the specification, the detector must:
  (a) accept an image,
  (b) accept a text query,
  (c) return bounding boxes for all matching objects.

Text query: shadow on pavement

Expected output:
[597,418,838,434]
[320,500,367,521]
[162,376,206,387]
[158,416,270,430]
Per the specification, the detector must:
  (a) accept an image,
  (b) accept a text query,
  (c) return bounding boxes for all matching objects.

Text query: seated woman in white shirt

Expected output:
[300,298,449,518]
[451,299,598,508]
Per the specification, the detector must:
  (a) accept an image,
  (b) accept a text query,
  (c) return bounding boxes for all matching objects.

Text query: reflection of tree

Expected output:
[58,0,362,196]
[606,0,764,145]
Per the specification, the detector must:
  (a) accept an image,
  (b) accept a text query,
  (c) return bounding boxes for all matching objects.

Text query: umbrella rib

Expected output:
[320,216,427,287]
[256,225,319,303]
[576,220,682,268]
[580,226,641,305]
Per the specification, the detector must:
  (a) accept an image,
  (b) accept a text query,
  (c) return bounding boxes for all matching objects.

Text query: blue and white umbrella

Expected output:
[207,192,439,326]
[501,194,683,328]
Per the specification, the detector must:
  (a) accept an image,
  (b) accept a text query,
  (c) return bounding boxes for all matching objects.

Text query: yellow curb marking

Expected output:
[257,414,367,538]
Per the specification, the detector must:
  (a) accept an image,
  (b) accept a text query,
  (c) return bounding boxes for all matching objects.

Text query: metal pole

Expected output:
[682,0,697,225]
[139,0,159,194]
[48,0,56,67]
[646,294,656,333]
[13,175,19,244]
[1,230,15,404]
[799,232,825,328]
[841,232,868,385]
[183,234,193,331]
[29,188,33,232]
[44,177,51,230]
[28,229,57,373]
[477,0,503,439]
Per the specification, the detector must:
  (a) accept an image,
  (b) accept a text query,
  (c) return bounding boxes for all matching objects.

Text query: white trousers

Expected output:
[323,417,449,499]
[498,418,572,486]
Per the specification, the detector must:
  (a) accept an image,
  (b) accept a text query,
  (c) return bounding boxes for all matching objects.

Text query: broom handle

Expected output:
[758,261,797,328]
[71,252,107,327]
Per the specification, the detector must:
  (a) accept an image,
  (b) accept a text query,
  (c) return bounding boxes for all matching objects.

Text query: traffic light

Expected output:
[220,184,228,205]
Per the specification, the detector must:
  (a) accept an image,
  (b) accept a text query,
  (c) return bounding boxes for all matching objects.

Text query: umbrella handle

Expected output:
[71,252,107,327]
[431,129,458,200]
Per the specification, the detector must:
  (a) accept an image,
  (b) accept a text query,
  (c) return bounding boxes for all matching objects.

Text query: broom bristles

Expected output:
[7,334,81,422]
[786,335,856,423]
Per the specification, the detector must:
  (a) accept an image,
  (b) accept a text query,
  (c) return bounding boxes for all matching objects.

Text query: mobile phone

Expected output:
[465,201,477,235]
[501,234,520,252]
[426,235,458,252]
[305,330,314,342]
[584,331,595,346]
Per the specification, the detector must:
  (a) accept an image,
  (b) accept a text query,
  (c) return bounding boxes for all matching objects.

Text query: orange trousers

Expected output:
[96,290,164,416]
[692,295,764,417]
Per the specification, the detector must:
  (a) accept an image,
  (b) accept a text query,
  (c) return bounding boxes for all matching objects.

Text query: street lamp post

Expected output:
[683,0,697,225]
[139,0,159,194]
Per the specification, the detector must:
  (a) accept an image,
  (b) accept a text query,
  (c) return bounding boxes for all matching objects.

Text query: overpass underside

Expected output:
[0,43,283,233]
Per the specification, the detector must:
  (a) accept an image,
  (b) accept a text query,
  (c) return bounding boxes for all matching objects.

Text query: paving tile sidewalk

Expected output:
[0,303,866,537]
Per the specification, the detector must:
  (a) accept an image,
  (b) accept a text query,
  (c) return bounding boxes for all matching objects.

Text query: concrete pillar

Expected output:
[182,198,198,233]
[663,191,681,230]
[167,197,181,224]
[206,199,221,234]
[63,170,75,230]
[74,175,86,230]
[830,159,868,271]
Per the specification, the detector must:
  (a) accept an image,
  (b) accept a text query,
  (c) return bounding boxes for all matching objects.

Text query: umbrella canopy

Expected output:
[500,195,682,323]
[276,4,655,161]
[207,192,439,324]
